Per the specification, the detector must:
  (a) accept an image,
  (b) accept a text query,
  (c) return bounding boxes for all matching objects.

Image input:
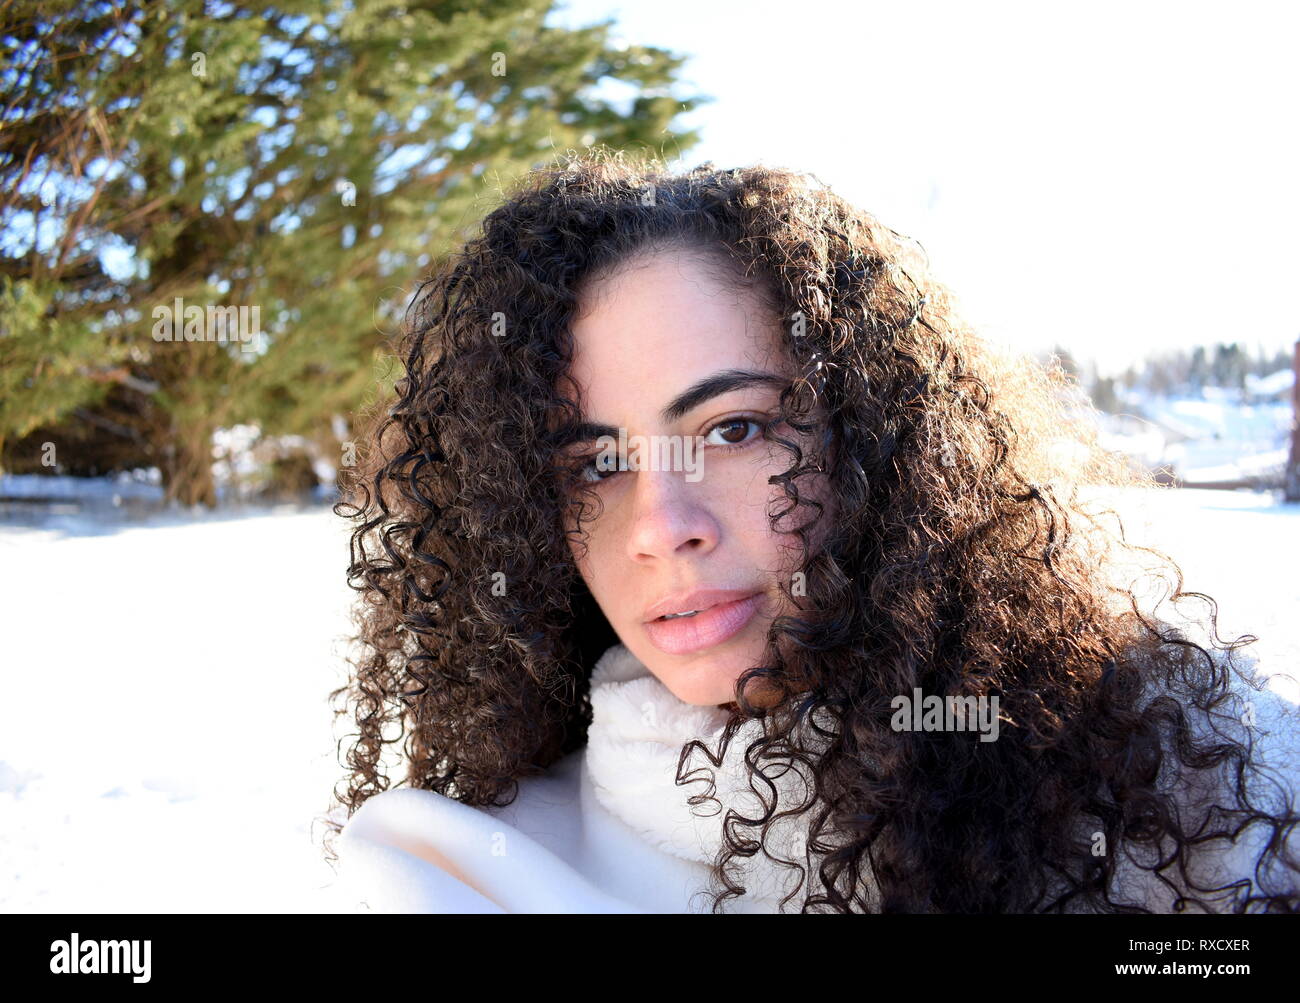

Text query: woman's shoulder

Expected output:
[336,784,510,913]
[336,749,644,913]
[342,747,585,833]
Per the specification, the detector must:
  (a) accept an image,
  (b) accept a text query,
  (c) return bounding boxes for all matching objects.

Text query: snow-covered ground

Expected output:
[0,486,1297,912]
[1097,379,1293,485]
[0,505,359,913]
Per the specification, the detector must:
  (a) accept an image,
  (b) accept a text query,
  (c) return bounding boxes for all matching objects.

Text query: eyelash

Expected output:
[575,415,768,484]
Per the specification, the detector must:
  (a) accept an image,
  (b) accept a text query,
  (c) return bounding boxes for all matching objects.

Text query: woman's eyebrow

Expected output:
[556,368,788,448]
[659,368,788,423]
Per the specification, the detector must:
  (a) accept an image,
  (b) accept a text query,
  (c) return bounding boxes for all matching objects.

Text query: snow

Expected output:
[1247,368,1295,398]
[1,486,1298,912]
[1,469,164,504]
[0,505,360,912]
[1082,486,1300,708]
[1098,388,1292,485]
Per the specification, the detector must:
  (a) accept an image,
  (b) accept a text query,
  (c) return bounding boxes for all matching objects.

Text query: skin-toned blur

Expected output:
[559,245,831,707]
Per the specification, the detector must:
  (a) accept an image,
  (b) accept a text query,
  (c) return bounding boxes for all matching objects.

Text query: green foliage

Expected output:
[0,0,705,502]
[0,277,119,449]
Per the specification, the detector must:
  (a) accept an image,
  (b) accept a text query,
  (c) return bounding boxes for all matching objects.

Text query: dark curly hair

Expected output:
[321,148,1300,913]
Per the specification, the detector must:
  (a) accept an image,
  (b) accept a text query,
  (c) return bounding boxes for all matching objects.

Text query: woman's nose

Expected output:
[624,467,719,563]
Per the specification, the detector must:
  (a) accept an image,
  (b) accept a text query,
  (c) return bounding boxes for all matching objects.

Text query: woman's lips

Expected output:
[642,592,764,655]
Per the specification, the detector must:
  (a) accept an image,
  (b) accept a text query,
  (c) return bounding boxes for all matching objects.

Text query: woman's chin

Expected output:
[638,642,777,709]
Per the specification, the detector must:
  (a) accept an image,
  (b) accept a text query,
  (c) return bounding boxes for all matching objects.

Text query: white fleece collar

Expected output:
[585,642,826,907]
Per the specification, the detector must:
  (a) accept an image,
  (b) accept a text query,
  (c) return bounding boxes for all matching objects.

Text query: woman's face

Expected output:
[559,245,829,707]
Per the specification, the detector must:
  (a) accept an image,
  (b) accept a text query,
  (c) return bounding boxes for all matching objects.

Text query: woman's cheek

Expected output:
[569,507,620,600]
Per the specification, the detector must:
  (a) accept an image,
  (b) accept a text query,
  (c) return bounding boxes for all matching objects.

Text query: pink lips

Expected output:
[642,591,764,656]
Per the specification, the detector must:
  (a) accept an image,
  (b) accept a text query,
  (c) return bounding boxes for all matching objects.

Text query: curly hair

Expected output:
[321,148,1300,913]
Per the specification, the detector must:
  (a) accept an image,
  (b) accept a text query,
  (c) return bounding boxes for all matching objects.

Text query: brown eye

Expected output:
[704,418,763,447]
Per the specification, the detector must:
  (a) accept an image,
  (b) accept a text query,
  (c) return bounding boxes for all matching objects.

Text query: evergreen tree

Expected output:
[1212,342,1248,394]
[1090,374,1122,414]
[1,0,706,503]
[1188,344,1208,394]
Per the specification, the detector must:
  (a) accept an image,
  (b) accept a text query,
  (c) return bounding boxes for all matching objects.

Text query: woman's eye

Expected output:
[578,457,616,484]
[570,418,765,484]
[704,418,763,446]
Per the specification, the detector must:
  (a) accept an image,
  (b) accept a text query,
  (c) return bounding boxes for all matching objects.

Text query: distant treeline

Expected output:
[1040,342,1295,414]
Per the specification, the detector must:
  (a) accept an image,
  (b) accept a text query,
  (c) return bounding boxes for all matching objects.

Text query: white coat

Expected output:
[335,642,1300,913]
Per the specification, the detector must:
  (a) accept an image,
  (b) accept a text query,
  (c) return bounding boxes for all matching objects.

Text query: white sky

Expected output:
[547,0,1300,377]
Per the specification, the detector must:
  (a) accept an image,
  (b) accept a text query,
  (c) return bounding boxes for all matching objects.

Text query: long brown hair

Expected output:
[323,148,1300,913]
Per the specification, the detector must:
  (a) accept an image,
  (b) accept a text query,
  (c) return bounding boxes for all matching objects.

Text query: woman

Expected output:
[322,150,1300,913]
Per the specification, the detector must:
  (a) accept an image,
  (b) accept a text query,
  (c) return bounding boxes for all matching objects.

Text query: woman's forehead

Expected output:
[567,259,785,397]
